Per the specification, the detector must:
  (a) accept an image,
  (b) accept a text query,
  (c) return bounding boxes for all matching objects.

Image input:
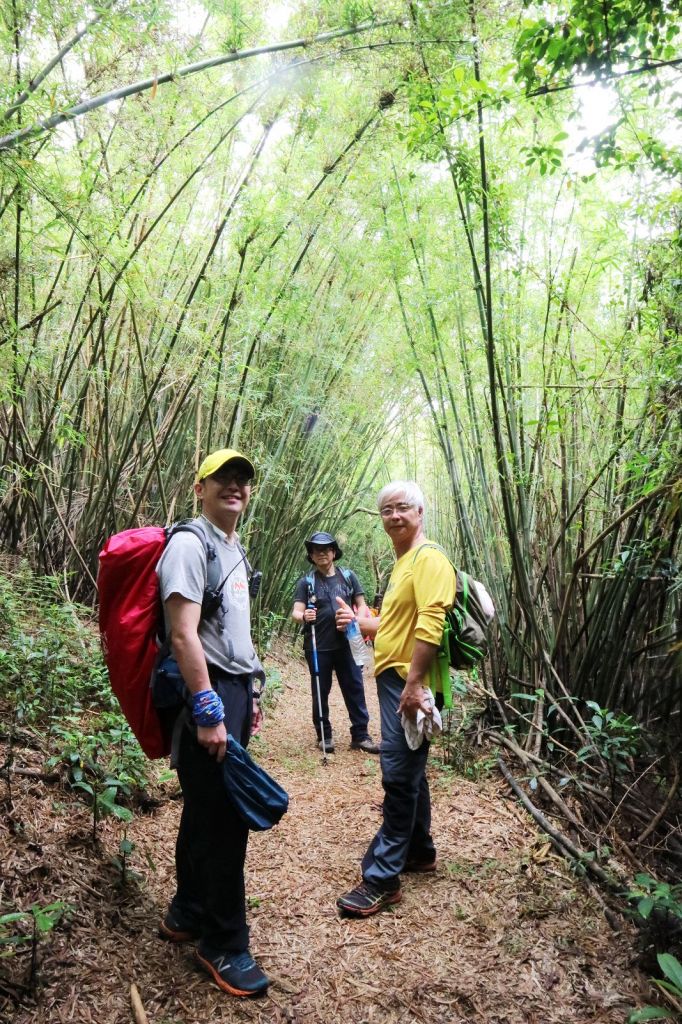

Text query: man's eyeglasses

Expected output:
[379,503,414,517]
[311,546,334,554]
[209,469,253,486]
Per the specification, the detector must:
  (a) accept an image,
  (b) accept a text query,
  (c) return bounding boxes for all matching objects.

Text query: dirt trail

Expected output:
[4,651,648,1023]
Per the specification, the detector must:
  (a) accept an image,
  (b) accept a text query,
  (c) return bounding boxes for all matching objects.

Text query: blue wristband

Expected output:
[192,689,225,727]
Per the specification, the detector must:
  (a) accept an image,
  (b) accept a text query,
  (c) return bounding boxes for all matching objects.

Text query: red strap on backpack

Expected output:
[98,527,169,758]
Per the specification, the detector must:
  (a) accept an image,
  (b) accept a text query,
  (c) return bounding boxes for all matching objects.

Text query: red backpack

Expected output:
[98,522,221,758]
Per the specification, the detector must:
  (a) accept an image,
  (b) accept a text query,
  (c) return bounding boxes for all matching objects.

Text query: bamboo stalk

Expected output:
[0,4,112,123]
[0,17,406,151]
[497,756,616,886]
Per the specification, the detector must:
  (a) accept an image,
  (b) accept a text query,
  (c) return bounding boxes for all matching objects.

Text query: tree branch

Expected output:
[0,3,112,123]
[0,17,405,151]
[497,755,617,887]
[527,57,682,98]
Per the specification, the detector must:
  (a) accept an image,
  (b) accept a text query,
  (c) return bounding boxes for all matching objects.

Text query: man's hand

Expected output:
[398,640,439,720]
[197,721,228,762]
[398,680,432,721]
[335,596,355,630]
[302,607,317,623]
[336,597,381,637]
[251,699,263,737]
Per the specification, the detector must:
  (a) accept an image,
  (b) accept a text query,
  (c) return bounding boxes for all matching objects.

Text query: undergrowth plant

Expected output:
[0,562,151,829]
[629,954,682,1022]
[0,564,109,723]
[628,875,682,925]
[0,901,71,995]
[578,702,642,774]
[45,712,149,842]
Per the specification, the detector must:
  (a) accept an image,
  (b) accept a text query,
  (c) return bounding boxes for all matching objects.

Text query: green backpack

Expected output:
[413,545,495,707]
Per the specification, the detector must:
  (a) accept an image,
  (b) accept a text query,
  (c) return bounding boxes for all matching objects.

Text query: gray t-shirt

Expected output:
[156,516,257,675]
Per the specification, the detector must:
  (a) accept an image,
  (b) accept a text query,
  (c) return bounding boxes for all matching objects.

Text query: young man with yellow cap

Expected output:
[155,448,269,998]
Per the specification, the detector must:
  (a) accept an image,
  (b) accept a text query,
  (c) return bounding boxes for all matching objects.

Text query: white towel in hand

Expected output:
[401,687,442,750]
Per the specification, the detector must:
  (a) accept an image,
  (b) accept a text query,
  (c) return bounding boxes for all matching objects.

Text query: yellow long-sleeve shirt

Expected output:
[374,542,456,679]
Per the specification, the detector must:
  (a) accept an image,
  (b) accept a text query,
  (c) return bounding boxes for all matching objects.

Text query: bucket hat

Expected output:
[222,735,289,831]
[304,531,343,562]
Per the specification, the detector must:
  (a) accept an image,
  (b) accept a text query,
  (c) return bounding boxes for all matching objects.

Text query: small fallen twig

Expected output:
[637,760,680,844]
[71,876,105,900]
[11,767,60,783]
[0,728,42,751]
[130,983,149,1024]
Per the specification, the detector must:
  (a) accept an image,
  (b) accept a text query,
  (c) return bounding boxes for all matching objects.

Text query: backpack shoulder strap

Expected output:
[457,569,470,614]
[410,543,457,601]
[338,566,354,589]
[410,542,452,568]
[167,518,221,596]
[235,538,253,580]
[337,567,357,606]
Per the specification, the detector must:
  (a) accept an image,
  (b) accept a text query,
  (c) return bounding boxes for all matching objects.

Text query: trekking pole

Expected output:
[307,595,328,766]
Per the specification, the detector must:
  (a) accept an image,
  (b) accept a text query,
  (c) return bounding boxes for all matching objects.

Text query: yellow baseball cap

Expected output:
[195,448,255,484]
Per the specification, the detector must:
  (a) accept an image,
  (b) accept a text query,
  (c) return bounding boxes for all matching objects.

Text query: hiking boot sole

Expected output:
[404,859,437,873]
[337,889,402,917]
[159,919,199,943]
[196,951,269,998]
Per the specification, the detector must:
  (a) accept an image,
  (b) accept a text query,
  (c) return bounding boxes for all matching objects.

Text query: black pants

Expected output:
[305,643,370,742]
[171,671,252,953]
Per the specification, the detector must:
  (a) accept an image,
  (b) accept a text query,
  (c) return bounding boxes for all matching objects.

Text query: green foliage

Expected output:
[401,64,515,164]
[0,565,109,723]
[521,132,568,175]
[0,900,70,954]
[109,832,138,885]
[0,898,72,995]
[629,1009,676,1022]
[514,0,682,176]
[45,713,148,837]
[514,1,681,91]
[576,702,641,774]
[0,0,679,764]
[252,609,287,655]
[626,874,682,923]
[320,0,378,28]
[260,665,284,713]
[433,676,495,779]
[0,561,150,833]
[628,953,682,1021]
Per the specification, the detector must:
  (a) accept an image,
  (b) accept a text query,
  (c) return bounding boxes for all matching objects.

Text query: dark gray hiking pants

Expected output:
[361,668,436,888]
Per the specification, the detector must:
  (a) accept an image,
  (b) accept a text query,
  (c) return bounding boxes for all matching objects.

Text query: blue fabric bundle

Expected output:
[222,735,289,831]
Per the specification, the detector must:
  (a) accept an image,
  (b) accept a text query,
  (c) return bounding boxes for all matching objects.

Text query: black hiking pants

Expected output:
[305,643,370,743]
[171,670,252,953]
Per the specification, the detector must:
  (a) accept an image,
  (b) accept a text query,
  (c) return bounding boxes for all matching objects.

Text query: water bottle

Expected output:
[346,618,370,667]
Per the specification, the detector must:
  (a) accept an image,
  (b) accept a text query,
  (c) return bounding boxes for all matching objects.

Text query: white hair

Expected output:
[377,480,425,512]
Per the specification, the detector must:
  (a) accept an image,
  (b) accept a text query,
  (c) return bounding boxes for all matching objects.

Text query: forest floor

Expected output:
[1,647,654,1024]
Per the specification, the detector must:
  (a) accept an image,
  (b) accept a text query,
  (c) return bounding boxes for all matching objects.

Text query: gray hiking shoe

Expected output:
[350,736,380,754]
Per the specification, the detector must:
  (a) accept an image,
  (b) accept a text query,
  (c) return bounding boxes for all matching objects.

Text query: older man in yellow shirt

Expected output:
[335,481,456,917]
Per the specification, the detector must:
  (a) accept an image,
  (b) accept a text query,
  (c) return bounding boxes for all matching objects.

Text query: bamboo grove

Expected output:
[0,1,680,805]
